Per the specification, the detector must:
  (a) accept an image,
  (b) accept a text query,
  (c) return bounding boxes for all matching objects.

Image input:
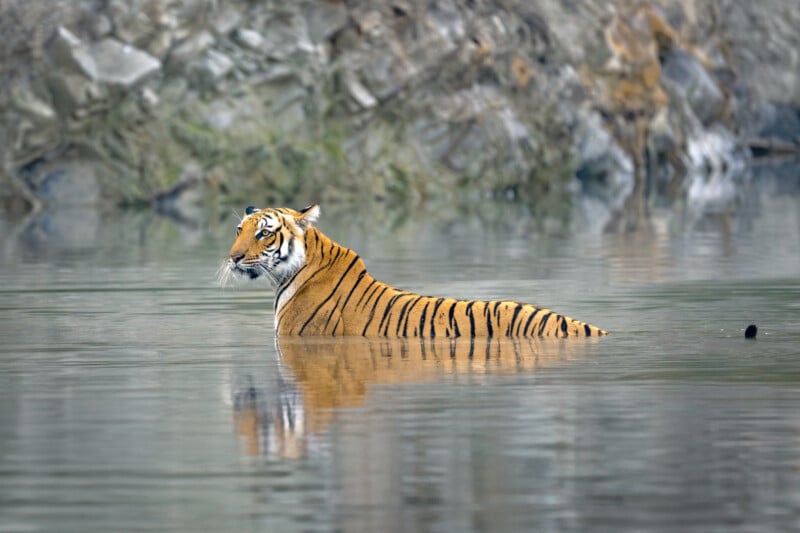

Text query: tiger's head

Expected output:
[222,204,320,286]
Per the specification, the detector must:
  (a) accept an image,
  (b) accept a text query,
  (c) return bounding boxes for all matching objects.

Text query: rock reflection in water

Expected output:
[232,336,598,460]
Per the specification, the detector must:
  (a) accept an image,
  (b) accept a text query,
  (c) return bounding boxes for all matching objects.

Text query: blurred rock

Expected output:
[166,31,215,74]
[233,29,264,52]
[661,50,724,125]
[139,87,160,113]
[45,72,107,117]
[20,158,101,206]
[190,50,234,91]
[211,8,242,37]
[84,39,162,88]
[345,74,378,109]
[46,26,161,89]
[574,109,634,208]
[305,1,349,43]
[88,14,113,40]
[261,13,314,61]
[10,87,57,124]
[46,26,97,78]
[107,0,153,45]
[758,104,800,142]
[720,0,800,105]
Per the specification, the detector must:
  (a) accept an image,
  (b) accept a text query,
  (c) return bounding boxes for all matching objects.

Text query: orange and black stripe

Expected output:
[274,227,607,338]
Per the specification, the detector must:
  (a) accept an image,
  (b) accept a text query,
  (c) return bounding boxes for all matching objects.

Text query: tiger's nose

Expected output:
[230,253,245,264]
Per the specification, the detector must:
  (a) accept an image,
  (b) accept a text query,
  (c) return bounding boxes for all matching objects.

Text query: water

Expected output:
[1,196,799,532]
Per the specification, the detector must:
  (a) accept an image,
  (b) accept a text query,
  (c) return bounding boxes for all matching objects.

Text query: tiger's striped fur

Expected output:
[225,205,607,338]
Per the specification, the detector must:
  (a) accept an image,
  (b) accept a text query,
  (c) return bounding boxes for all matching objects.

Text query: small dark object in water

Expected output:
[745,324,758,339]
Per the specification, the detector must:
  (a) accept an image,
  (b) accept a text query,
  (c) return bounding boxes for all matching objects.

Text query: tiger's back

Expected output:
[225,205,607,338]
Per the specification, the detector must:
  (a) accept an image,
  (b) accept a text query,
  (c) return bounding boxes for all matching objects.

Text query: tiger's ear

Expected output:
[296,204,320,229]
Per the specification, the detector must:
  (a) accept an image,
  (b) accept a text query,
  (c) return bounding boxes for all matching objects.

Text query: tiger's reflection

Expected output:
[232,336,597,459]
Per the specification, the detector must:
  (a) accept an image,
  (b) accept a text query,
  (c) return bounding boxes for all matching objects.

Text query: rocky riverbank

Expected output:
[1,0,798,229]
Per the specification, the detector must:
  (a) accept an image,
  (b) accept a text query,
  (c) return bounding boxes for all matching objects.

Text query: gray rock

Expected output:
[720,0,800,105]
[107,0,153,45]
[10,88,57,124]
[85,39,162,88]
[89,14,113,39]
[647,107,678,157]
[46,26,97,78]
[190,50,235,90]
[272,90,308,132]
[233,29,264,52]
[47,28,161,89]
[166,31,216,74]
[144,29,175,60]
[661,50,724,125]
[345,74,378,109]
[255,64,299,84]
[201,98,240,131]
[46,73,107,116]
[212,7,243,37]
[20,158,100,206]
[262,14,314,60]
[11,119,59,162]
[758,103,800,141]
[358,45,415,101]
[574,109,634,208]
[139,87,160,113]
[305,1,349,43]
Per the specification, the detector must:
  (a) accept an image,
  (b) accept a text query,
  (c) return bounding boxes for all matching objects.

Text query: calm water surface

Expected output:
[1,196,800,532]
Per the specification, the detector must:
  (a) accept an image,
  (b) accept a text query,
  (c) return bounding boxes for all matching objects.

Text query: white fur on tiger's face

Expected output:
[221,205,319,287]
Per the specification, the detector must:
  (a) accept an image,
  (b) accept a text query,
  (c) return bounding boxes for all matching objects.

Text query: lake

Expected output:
[1,191,799,532]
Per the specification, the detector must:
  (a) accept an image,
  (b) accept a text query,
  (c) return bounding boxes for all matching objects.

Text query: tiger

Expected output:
[222,205,607,337]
